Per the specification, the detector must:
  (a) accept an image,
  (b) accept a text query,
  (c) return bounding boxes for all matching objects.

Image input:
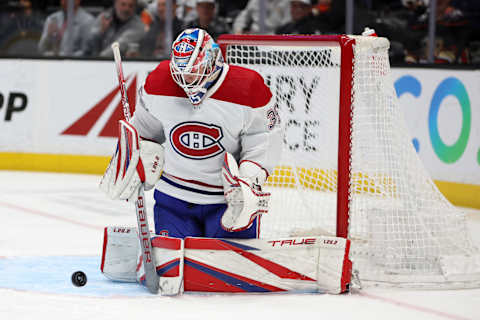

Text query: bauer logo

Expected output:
[170,121,224,160]
[61,75,137,138]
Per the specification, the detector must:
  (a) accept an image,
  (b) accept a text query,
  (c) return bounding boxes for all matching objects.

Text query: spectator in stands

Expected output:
[400,0,475,63]
[0,0,45,56]
[38,0,94,57]
[184,0,230,40]
[83,0,145,58]
[314,0,345,34]
[232,0,290,34]
[276,0,320,35]
[434,0,480,63]
[454,0,480,63]
[138,0,154,10]
[177,0,197,21]
[366,0,480,64]
[145,0,194,21]
[216,0,248,27]
[140,0,183,58]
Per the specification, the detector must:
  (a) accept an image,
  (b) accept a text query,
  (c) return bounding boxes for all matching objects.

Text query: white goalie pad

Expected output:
[100,228,352,294]
[151,236,185,296]
[100,120,164,201]
[100,226,141,282]
[100,226,185,295]
[221,152,270,232]
[183,236,352,294]
[152,235,351,294]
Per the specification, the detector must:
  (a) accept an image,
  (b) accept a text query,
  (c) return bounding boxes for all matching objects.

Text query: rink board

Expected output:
[0,59,479,207]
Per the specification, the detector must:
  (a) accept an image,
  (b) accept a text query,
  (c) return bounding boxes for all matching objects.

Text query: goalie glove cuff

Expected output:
[239,160,268,187]
[139,140,164,191]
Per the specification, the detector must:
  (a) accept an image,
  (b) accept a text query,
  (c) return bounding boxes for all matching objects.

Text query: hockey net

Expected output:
[218,34,480,289]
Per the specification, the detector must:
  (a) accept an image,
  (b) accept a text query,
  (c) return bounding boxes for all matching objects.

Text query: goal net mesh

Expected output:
[221,35,480,288]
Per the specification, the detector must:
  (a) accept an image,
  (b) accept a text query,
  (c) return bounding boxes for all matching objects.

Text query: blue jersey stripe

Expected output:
[161,175,224,196]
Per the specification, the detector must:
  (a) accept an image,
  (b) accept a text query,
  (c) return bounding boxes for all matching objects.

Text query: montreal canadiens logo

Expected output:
[173,39,196,58]
[170,122,224,160]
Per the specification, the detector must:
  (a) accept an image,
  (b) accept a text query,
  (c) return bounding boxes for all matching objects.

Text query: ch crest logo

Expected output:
[170,122,224,160]
[173,41,195,57]
[61,75,137,137]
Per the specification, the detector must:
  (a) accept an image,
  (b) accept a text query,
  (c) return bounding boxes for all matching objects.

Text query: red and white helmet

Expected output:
[170,28,224,105]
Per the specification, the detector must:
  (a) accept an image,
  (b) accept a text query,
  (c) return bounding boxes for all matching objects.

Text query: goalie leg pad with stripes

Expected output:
[182,236,352,294]
[100,226,185,295]
[101,227,352,294]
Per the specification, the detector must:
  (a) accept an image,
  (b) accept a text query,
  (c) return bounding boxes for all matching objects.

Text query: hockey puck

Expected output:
[71,271,87,287]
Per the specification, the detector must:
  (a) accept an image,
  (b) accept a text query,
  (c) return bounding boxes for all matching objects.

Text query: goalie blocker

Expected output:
[101,226,352,294]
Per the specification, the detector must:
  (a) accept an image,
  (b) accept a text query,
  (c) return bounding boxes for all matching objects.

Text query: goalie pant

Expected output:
[100,226,352,294]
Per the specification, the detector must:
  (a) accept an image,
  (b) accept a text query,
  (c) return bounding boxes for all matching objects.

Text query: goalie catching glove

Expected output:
[100,120,164,201]
[221,152,270,232]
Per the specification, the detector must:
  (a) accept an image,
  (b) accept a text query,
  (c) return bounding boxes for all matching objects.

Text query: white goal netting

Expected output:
[220,35,480,288]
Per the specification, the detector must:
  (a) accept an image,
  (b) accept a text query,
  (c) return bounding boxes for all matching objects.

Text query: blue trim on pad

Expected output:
[185,259,271,292]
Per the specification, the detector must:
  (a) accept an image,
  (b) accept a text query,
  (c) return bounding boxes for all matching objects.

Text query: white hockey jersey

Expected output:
[132,60,282,204]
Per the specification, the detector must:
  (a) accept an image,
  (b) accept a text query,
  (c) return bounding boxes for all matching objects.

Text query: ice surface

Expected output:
[1,171,479,320]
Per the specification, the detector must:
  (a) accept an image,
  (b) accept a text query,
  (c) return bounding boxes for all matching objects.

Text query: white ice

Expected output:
[0,171,479,320]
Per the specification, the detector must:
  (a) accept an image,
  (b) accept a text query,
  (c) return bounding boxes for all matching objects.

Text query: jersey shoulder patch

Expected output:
[144,60,186,98]
[211,65,272,108]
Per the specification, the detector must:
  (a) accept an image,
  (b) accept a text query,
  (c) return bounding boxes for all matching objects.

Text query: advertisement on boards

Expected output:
[0,59,157,156]
[392,69,480,185]
[0,60,478,201]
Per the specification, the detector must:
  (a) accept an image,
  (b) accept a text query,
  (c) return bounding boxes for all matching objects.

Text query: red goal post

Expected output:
[217,34,480,289]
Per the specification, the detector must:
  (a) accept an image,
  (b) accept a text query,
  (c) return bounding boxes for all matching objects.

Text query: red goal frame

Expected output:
[217,35,356,239]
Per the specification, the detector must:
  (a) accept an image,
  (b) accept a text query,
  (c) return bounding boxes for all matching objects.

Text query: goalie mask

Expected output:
[170,28,224,105]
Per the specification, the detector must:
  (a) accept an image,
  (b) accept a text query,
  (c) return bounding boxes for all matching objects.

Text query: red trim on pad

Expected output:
[156,259,180,277]
[185,238,315,281]
[100,227,108,273]
[151,236,182,250]
[341,239,352,292]
[184,257,285,292]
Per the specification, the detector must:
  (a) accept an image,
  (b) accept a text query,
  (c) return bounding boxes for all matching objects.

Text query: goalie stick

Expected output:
[111,41,160,294]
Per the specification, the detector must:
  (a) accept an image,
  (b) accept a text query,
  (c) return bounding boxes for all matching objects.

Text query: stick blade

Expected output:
[144,263,160,294]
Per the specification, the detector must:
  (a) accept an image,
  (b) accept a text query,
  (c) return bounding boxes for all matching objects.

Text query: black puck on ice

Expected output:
[71,271,87,287]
